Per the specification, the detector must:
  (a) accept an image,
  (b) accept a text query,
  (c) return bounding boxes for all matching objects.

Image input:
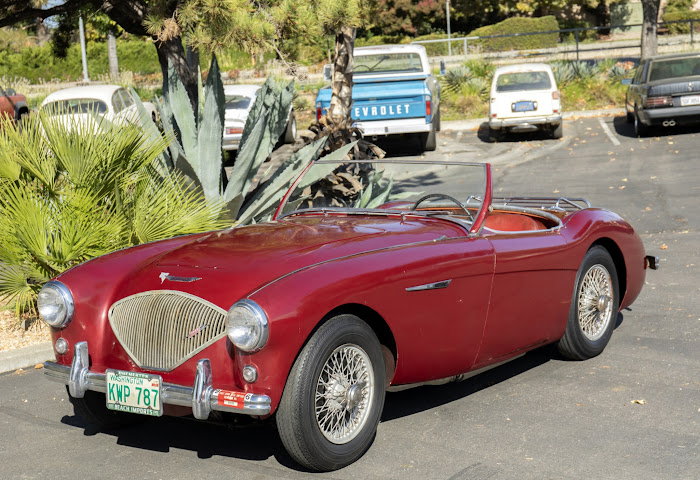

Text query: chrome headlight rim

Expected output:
[38,280,75,328]
[226,299,269,352]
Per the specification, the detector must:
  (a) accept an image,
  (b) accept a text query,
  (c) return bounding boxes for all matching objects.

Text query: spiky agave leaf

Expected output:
[196,55,225,203]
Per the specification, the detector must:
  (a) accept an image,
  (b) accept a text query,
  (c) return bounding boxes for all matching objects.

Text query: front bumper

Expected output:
[44,341,271,419]
[489,114,562,131]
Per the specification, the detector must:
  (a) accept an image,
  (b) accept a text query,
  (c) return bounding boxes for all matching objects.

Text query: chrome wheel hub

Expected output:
[315,344,375,444]
[578,264,614,341]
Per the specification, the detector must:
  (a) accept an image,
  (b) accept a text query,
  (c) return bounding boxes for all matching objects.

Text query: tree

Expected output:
[640,0,660,59]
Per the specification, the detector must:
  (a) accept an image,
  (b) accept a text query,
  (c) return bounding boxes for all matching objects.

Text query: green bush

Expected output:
[0,40,160,83]
[661,10,700,34]
[468,16,559,52]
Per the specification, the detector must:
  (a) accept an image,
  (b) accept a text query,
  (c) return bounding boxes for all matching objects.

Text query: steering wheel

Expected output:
[354,65,371,72]
[411,193,474,222]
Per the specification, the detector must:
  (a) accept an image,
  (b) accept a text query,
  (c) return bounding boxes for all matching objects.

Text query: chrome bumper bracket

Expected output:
[45,341,271,417]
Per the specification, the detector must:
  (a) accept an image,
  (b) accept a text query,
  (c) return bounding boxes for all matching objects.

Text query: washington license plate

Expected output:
[513,101,536,112]
[106,370,162,417]
[681,95,700,106]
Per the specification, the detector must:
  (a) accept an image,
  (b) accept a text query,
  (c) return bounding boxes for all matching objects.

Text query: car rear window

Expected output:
[43,99,108,115]
[648,57,700,81]
[225,95,252,110]
[496,72,552,92]
[354,53,424,75]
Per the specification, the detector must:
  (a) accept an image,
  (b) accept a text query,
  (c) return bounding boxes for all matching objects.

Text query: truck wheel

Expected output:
[422,120,437,151]
[67,387,141,429]
[276,315,386,471]
[552,123,563,139]
[557,246,619,361]
[435,107,441,132]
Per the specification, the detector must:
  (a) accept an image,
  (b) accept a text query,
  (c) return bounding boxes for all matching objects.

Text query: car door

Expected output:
[473,230,575,367]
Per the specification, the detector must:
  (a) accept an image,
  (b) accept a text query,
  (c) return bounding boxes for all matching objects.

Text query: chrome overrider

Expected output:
[43,341,271,418]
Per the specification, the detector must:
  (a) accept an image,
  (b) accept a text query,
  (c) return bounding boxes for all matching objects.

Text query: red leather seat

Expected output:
[483,213,546,232]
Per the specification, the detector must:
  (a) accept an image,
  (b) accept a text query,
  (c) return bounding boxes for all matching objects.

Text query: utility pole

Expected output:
[78,17,89,82]
[446,0,451,56]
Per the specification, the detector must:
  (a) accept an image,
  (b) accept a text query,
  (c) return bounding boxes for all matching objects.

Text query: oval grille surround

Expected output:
[108,290,228,371]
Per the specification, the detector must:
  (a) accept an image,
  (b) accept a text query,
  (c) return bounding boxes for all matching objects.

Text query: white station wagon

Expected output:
[488,63,562,140]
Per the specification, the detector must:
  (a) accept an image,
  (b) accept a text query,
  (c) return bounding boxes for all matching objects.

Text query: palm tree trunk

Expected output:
[328,25,356,126]
[641,0,660,60]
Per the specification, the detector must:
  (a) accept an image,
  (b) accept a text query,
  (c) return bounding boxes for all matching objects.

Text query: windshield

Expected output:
[225,95,253,110]
[354,53,424,75]
[42,99,108,115]
[648,57,700,81]
[275,160,490,233]
[496,71,552,92]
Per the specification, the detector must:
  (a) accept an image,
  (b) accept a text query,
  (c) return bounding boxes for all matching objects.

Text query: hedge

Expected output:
[468,16,559,52]
[0,40,160,83]
[661,11,700,34]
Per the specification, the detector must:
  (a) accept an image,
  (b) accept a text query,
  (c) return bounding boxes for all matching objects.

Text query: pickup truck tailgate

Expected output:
[351,80,428,121]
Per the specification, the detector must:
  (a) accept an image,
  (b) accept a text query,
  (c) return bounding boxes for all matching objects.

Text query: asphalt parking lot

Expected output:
[1,115,697,479]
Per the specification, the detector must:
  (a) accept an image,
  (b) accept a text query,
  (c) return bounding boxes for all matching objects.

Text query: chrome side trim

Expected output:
[406,279,452,292]
[44,342,271,416]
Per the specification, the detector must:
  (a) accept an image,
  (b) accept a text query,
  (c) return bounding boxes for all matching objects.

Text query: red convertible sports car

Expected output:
[40,161,657,471]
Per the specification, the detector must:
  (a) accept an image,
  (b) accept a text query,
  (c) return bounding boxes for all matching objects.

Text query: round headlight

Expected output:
[226,299,269,352]
[37,281,74,328]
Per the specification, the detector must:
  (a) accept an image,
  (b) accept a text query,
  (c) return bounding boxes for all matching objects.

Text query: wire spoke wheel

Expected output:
[315,344,375,444]
[577,264,614,341]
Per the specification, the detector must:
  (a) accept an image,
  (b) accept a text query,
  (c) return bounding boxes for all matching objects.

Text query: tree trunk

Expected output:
[107,29,119,80]
[154,36,199,112]
[328,25,356,126]
[641,0,660,60]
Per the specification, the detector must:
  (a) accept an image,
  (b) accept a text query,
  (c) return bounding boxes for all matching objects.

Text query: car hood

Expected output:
[141,215,463,299]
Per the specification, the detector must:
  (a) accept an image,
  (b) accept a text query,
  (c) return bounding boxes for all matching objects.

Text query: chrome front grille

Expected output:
[108,290,228,371]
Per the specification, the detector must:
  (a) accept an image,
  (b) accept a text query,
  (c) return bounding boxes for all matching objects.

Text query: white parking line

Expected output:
[598,117,621,146]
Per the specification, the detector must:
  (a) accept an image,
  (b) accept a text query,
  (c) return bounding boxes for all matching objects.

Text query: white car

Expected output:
[488,63,562,140]
[40,85,157,129]
[223,84,296,151]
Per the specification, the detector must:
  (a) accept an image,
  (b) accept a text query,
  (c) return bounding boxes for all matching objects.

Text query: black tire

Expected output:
[67,387,142,429]
[551,122,563,139]
[626,107,634,123]
[284,113,297,144]
[435,106,441,132]
[421,118,437,151]
[634,107,648,137]
[557,246,620,361]
[276,315,386,472]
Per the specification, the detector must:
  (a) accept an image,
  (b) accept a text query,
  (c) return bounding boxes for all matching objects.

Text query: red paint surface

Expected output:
[51,188,649,415]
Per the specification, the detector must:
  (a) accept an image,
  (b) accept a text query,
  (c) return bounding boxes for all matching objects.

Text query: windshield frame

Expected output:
[273,160,492,235]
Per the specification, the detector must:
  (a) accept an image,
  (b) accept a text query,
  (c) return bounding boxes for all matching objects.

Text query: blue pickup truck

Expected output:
[315,44,441,151]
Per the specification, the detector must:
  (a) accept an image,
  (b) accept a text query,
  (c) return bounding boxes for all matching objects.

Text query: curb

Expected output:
[441,108,626,132]
[0,342,55,374]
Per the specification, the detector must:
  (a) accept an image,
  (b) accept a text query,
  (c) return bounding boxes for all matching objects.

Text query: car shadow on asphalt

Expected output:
[612,116,700,138]
[382,312,625,422]
[56,312,624,471]
[475,123,557,144]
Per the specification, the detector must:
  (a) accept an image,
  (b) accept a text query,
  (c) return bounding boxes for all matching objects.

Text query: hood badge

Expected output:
[159,272,202,284]
[186,324,208,339]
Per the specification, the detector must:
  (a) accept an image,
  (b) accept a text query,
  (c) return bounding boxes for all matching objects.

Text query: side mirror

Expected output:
[4,88,15,96]
[440,60,446,76]
[621,78,632,85]
[323,64,332,82]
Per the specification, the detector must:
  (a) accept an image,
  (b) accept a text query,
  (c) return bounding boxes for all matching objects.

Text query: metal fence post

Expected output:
[691,20,695,44]
[464,38,467,56]
[575,29,580,62]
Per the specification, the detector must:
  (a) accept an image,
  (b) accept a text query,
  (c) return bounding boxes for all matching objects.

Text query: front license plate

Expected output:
[513,101,536,112]
[106,370,162,417]
[681,95,700,106]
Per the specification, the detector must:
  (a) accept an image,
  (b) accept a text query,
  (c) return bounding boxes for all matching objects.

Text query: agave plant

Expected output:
[442,66,472,94]
[551,62,576,85]
[0,112,228,318]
